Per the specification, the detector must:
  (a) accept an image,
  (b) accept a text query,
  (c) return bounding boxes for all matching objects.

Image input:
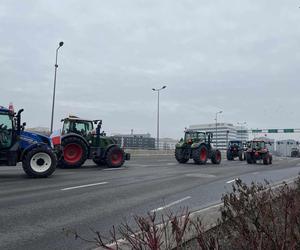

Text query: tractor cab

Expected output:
[183,130,212,145]
[62,116,95,137]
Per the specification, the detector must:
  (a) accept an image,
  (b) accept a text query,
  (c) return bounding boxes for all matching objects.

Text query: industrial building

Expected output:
[189,123,249,149]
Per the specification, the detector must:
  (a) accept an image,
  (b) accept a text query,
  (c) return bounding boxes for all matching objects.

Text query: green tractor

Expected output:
[175,130,221,165]
[59,116,130,168]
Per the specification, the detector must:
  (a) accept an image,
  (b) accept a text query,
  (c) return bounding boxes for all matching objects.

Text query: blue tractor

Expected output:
[0,105,57,177]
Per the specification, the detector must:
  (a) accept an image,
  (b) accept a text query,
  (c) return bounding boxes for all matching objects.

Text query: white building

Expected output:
[276,139,299,157]
[189,123,249,149]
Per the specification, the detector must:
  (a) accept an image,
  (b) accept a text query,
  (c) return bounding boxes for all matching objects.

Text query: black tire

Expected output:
[226,150,233,161]
[269,155,273,164]
[192,144,208,165]
[238,151,244,161]
[60,136,88,168]
[106,146,125,168]
[211,149,221,164]
[93,158,106,166]
[175,148,189,163]
[263,153,270,165]
[246,153,253,164]
[22,146,56,178]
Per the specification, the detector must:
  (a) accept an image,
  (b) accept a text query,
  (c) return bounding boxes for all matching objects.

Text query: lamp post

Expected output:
[50,41,64,134]
[152,86,167,150]
[215,110,222,148]
[237,122,247,141]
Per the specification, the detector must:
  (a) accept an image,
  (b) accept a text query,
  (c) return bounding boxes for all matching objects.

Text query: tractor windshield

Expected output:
[229,141,242,147]
[0,113,13,149]
[185,132,206,141]
[251,141,265,150]
[68,120,93,137]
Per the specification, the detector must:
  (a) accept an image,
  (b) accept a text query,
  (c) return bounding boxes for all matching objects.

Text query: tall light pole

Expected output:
[50,41,64,134]
[237,122,247,141]
[152,85,167,150]
[215,110,222,148]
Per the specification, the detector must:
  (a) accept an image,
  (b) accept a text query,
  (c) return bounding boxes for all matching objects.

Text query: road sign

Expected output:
[252,129,262,133]
[268,129,278,133]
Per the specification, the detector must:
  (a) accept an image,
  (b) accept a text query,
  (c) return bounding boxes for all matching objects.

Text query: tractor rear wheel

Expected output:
[22,147,56,178]
[60,137,88,168]
[106,146,125,168]
[192,145,208,165]
[211,149,221,164]
[175,148,189,163]
[263,153,270,165]
[246,153,253,164]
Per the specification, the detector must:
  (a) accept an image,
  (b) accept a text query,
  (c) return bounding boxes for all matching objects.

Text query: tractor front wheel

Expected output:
[238,151,244,161]
[226,151,233,160]
[22,147,57,178]
[106,147,125,168]
[246,153,253,164]
[60,137,88,168]
[192,145,208,165]
[175,148,189,163]
[211,149,221,164]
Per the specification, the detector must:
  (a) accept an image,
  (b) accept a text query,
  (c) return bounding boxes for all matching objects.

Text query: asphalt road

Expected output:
[0,154,300,250]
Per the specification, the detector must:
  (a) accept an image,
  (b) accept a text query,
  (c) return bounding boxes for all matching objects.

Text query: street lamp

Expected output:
[152,85,167,150]
[215,110,223,148]
[237,122,247,141]
[50,41,64,134]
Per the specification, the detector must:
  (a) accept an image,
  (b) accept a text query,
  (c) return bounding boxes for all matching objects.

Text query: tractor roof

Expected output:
[62,115,92,122]
[252,139,266,142]
[0,106,10,113]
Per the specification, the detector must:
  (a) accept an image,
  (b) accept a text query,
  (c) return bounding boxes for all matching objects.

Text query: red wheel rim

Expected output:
[111,150,123,165]
[63,143,83,164]
[200,148,207,162]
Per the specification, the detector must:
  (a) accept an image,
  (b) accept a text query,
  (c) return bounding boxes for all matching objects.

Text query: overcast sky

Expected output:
[1,0,300,139]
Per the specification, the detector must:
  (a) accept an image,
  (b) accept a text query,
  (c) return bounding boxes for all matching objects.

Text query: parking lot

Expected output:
[1,155,300,250]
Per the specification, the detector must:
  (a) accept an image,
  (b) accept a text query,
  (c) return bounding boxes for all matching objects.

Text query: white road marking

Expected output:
[185,173,216,178]
[103,168,126,171]
[151,196,192,213]
[226,179,236,184]
[252,172,259,175]
[61,182,108,191]
[166,163,177,166]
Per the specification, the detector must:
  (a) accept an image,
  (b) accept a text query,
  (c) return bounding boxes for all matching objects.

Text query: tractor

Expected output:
[291,148,300,157]
[175,130,221,165]
[0,105,58,177]
[226,140,245,161]
[246,140,272,165]
[59,116,130,168]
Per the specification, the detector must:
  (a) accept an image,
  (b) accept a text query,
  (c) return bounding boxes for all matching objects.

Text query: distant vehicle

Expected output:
[246,140,272,165]
[175,130,221,165]
[59,116,130,168]
[291,148,300,157]
[0,105,58,177]
[226,140,245,161]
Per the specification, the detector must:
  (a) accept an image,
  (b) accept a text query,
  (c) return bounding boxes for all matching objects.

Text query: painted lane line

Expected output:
[151,196,192,213]
[61,182,108,191]
[226,179,236,184]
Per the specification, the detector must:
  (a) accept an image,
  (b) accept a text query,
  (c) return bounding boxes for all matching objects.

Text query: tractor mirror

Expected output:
[22,122,26,128]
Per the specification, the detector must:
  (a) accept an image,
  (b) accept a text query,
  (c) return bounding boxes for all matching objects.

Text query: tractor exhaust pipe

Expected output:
[16,109,24,132]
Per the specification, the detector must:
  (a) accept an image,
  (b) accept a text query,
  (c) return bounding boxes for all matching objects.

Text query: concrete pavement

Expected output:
[0,155,299,250]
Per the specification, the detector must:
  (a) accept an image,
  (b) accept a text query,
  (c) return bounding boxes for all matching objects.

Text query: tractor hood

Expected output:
[20,131,52,148]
